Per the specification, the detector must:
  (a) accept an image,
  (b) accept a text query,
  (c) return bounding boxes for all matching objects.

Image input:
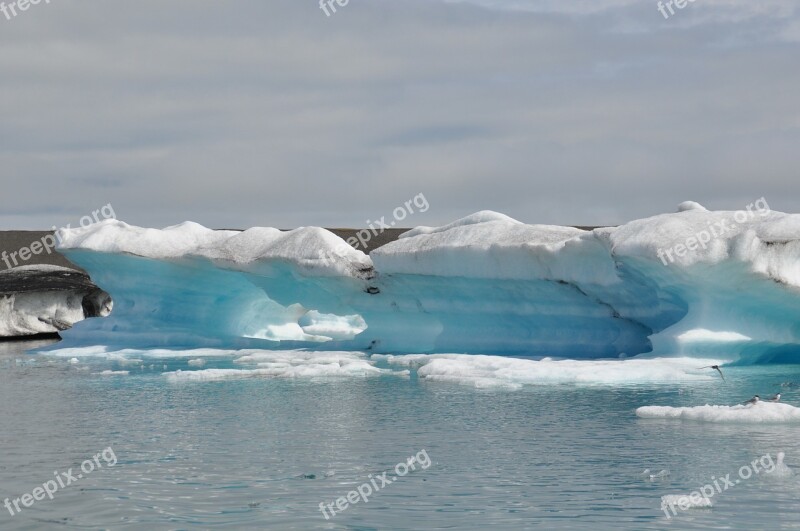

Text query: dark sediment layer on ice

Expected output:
[0,232,111,339]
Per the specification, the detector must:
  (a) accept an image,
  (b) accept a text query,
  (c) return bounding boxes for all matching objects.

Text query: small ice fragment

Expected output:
[641,468,670,480]
[69,358,79,364]
[661,494,713,512]
[188,358,206,367]
[767,451,793,478]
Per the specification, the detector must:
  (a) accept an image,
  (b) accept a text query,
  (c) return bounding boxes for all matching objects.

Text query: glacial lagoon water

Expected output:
[2,341,800,530]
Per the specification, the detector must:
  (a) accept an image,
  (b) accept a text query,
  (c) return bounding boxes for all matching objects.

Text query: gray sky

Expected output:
[1,0,798,230]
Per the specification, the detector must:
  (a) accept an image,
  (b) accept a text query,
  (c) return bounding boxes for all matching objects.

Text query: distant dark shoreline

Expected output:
[0,231,85,271]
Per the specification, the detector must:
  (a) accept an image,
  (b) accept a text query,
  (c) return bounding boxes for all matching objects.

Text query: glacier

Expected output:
[48,202,800,364]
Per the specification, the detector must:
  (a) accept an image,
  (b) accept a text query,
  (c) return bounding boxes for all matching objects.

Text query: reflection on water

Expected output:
[1,341,800,530]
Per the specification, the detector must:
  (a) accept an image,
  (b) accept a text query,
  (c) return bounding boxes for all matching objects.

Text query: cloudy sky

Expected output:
[1,0,798,230]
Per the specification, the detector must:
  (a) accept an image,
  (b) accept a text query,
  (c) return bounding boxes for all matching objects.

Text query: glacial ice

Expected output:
[49,203,800,363]
[41,346,723,387]
[636,402,800,423]
[166,350,406,381]
[661,494,713,511]
[0,265,112,337]
[375,354,723,389]
[768,452,794,478]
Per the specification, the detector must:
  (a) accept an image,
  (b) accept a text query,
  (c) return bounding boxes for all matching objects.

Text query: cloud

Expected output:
[0,0,798,230]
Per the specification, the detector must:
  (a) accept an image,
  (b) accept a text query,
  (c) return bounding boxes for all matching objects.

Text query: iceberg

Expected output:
[0,265,112,337]
[49,203,800,363]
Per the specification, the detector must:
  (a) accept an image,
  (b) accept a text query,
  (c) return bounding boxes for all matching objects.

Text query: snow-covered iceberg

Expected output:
[50,202,800,363]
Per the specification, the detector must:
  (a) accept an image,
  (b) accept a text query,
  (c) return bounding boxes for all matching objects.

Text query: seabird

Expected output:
[743,395,760,406]
[769,393,781,402]
[698,365,725,381]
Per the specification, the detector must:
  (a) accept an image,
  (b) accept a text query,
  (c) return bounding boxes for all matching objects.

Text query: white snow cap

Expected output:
[677,201,709,212]
[373,210,617,284]
[600,200,800,285]
[400,210,523,239]
[57,202,800,286]
[57,219,371,277]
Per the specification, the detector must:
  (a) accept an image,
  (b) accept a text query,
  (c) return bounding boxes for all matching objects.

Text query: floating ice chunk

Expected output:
[661,494,713,512]
[676,329,751,343]
[641,468,670,481]
[107,353,143,366]
[374,354,724,388]
[96,370,129,376]
[165,351,408,382]
[69,357,79,364]
[766,452,794,478]
[45,347,249,359]
[297,311,367,341]
[636,402,800,423]
[187,358,206,367]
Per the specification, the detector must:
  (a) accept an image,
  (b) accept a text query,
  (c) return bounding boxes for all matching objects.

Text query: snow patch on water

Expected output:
[636,401,800,423]
[766,452,794,478]
[375,354,726,389]
[165,351,408,382]
[661,494,713,511]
